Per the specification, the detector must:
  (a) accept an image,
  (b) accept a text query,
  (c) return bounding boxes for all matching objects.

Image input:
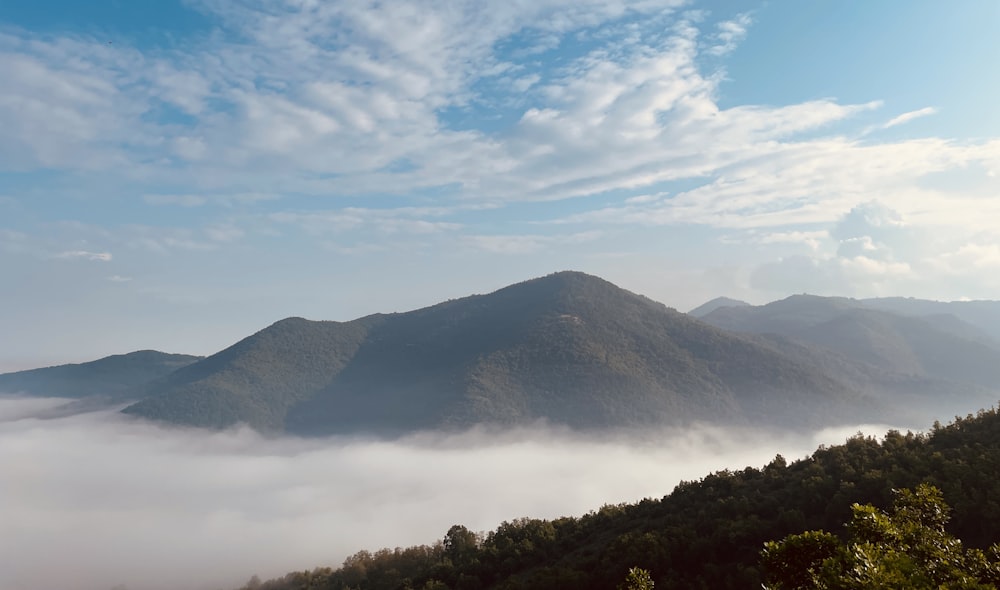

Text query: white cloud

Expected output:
[706,12,752,56]
[466,231,603,254]
[883,106,938,129]
[143,194,207,207]
[1,0,999,332]
[269,207,463,236]
[754,230,828,251]
[0,398,896,590]
[927,243,1000,273]
[54,250,112,261]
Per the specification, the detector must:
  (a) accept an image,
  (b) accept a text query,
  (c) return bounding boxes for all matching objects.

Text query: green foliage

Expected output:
[619,567,654,590]
[233,407,1000,590]
[762,484,1000,589]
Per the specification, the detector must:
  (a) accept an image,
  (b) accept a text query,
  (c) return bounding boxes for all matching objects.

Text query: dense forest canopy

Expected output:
[233,406,1000,590]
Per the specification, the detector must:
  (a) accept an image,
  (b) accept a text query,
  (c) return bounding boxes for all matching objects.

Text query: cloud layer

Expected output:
[0,396,893,590]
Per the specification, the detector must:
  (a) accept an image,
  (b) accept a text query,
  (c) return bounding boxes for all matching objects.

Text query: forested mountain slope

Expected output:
[697,294,1000,420]
[234,406,1000,590]
[124,272,874,435]
[0,350,201,399]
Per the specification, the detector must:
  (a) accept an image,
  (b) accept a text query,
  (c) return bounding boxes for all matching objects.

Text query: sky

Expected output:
[1,0,999,369]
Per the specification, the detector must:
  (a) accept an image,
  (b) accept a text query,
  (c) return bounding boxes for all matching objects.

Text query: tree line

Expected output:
[236,406,1000,589]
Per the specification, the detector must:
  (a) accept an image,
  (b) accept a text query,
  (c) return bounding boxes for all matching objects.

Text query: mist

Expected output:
[0,395,897,590]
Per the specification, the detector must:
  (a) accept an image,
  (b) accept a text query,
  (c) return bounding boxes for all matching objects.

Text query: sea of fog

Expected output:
[0,394,900,590]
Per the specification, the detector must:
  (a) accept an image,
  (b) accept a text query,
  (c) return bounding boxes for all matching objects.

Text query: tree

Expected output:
[444,524,480,567]
[619,566,654,590]
[762,484,1000,589]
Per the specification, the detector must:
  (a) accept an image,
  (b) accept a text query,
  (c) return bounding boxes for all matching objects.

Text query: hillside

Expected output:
[122,316,381,430]
[124,272,874,435]
[862,297,1000,343]
[232,407,1000,590]
[0,350,201,399]
[698,294,1000,417]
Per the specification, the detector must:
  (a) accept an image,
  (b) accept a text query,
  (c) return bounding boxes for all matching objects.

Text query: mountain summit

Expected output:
[123,272,871,435]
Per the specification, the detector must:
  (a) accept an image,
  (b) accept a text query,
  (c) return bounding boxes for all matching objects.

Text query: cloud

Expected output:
[750,230,828,251]
[143,194,208,207]
[466,231,603,254]
[107,275,133,282]
[0,4,884,205]
[1,1,999,324]
[551,137,1000,235]
[883,107,938,129]
[744,200,1000,300]
[706,12,753,56]
[0,396,898,590]
[54,250,113,261]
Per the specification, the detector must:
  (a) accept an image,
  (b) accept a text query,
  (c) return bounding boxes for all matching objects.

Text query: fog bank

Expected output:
[0,396,897,590]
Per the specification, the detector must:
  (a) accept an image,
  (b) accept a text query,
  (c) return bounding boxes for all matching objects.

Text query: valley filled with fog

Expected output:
[0,395,898,590]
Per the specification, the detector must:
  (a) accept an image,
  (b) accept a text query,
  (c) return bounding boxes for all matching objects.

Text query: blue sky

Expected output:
[1,0,998,370]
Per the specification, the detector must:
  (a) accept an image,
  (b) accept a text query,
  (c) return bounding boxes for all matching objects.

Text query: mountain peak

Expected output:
[123,271,873,435]
[689,297,751,318]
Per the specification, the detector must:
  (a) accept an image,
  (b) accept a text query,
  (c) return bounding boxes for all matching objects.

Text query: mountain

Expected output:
[0,350,202,399]
[861,296,1000,343]
[698,294,1000,417]
[699,294,1000,383]
[687,296,751,318]
[123,272,875,435]
[232,406,1000,590]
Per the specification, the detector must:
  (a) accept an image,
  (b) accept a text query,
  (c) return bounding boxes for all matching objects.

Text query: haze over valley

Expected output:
[0,395,894,590]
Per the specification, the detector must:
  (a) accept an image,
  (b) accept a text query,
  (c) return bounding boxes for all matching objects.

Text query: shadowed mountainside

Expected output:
[699,294,1000,385]
[123,272,875,435]
[697,294,1000,419]
[0,350,201,399]
[861,296,1000,343]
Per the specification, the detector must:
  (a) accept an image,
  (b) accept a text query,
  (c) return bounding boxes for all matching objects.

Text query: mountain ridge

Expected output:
[124,272,878,435]
[0,350,202,399]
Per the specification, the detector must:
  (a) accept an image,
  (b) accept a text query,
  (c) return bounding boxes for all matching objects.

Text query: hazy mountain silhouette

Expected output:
[0,350,201,399]
[123,272,875,435]
[687,296,751,318]
[698,294,1000,418]
[861,297,1000,344]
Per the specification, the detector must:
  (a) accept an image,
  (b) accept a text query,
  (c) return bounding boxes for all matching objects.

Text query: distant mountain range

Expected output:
[691,294,1000,343]
[692,294,1000,420]
[0,350,201,400]
[121,272,874,435]
[4,273,999,435]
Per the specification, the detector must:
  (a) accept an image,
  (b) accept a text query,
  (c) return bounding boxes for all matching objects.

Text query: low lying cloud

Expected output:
[0,396,896,590]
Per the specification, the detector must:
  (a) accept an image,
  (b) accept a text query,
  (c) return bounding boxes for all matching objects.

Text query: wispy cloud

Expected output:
[883,107,938,129]
[706,12,753,56]
[142,194,207,207]
[54,250,112,261]
[466,231,603,254]
[1,1,999,348]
